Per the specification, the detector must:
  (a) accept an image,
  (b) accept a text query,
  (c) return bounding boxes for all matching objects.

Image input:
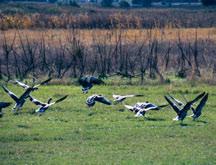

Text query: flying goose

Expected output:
[190,93,208,120]
[112,94,143,104]
[167,93,208,120]
[2,86,36,114]
[78,76,104,94]
[134,106,161,117]
[164,92,206,121]
[0,102,11,117]
[13,78,52,90]
[86,94,112,107]
[124,102,168,117]
[29,95,68,114]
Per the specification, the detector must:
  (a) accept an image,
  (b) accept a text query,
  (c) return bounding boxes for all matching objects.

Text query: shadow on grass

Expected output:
[88,112,96,116]
[145,117,166,121]
[118,109,125,112]
[17,124,30,129]
[195,120,208,124]
[180,123,188,127]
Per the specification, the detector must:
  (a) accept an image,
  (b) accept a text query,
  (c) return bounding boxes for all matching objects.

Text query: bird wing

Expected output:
[193,93,208,115]
[164,95,180,114]
[29,96,46,106]
[144,103,158,109]
[82,87,91,94]
[124,105,134,111]
[180,92,206,113]
[113,94,143,99]
[189,92,206,105]
[113,95,127,104]
[14,80,29,89]
[124,95,135,98]
[168,94,184,106]
[135,110,145,117]
[40,78,52,85]
[2,86,19,102]
[19,88,35,101]
[0,102,11,108]
[78,77,87,86]
[54,95,68,104]
[125,94,144,98]
[112,94,121,99]
[34,78,52,88]
[95,95,112,105]
[90,77,105,85]
[158,104,169,109]
[135,102,148,109]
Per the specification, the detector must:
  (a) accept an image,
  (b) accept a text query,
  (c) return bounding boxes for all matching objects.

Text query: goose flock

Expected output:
[80,76,209,122]
[0,76,209,122]
[0,78,67,116]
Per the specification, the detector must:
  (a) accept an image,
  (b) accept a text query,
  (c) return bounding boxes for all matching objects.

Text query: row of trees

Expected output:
[1,11,216,30]
[103,0,216,7]
[102,0,152,7]
[0,29,215,84]
[0,0,215,6]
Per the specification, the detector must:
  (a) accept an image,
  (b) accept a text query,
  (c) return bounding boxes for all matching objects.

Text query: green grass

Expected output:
[0,83,216,164]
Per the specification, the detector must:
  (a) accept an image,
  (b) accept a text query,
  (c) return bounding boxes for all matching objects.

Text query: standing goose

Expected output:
[78,76,104,94]
[2,86,36,114]
[13,78,52,90]
[86,94,112,107]
[0,102,11,117]
[29,95,68,114]
[190,93,208,120]
[112,94,143,104]
[164,92,205,121]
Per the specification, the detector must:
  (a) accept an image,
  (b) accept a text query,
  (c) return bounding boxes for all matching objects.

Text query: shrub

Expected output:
[119,0,130,8]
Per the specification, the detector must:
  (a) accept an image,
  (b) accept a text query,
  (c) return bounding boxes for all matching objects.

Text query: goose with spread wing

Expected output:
[86,94,112,107]
[78,76,104,94]
[13,78,52,90]
[167,93,208,120]
[0,102,11,117]
[112,94,143,104]
[29,95,68,114]
[164,92,206,121]
[124,102,168,117]
[2,85,36,114]
[167,93,184,106]
[190,93,208,120]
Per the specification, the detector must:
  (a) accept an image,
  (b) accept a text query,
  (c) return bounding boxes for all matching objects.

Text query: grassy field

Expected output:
[0,82,216,164]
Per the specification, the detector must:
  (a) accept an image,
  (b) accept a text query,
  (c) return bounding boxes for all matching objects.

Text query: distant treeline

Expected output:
[0,6,216,29]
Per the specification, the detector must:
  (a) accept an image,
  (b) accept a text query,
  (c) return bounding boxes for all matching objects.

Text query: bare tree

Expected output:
[1,32,16,80]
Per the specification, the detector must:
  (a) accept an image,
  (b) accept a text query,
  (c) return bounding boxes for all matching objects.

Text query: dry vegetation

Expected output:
[0,3,216,83]
[0,3,216,29]
[3,28,216,44]
[0,28,216,83]
[1,4,216,165]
